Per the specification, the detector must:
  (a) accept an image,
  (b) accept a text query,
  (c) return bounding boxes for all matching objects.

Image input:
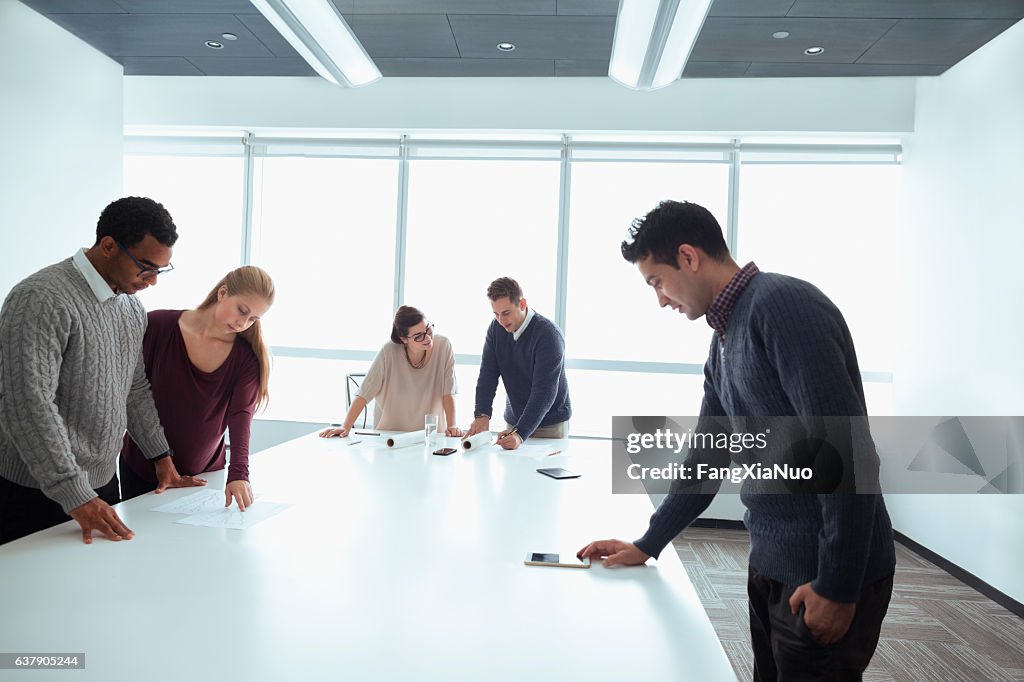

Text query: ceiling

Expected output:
[18,0,1024,79]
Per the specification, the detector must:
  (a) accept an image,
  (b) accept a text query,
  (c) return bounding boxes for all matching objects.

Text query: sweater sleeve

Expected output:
[513,324,565,439]
[125,310,171,459]
[0,289,96,512]
[226,352,260,483]
[757,287,879,602]
[356,346,388,403]
[473,322,500,418]
[634,358,731,559]
[442,338,457,396]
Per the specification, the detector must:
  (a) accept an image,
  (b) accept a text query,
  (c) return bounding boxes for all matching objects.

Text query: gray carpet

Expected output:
[672,528,1024,681]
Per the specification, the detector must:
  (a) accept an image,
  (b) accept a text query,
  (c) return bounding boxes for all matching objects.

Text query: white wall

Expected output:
[894,19,1024,603]
[0,0,123,297]
[124,75,915,134]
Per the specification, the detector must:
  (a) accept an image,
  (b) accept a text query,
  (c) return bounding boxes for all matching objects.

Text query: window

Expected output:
[567,369,706,437]
[404,160,560,357]
[123,154,243,311]
[125,135,900,431]
[261,356,372,423]
[566,161,730,364]
[251,156,398,352]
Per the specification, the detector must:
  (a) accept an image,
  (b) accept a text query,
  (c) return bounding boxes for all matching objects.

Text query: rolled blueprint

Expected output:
[462,432,493,451]
[386,431,425,448]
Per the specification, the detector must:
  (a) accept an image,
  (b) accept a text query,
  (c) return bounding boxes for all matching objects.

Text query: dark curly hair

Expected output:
[95,196,178,248]
[621,200,729,268]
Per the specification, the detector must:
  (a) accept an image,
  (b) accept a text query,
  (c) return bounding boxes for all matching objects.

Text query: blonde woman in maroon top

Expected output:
[119,266,274,510]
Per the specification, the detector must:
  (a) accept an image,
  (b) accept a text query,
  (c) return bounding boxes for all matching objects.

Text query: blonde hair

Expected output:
[198,266,275,411]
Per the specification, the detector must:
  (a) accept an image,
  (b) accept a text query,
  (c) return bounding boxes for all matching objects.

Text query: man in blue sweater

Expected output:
[579,201,895,681]
[466,277,571,450]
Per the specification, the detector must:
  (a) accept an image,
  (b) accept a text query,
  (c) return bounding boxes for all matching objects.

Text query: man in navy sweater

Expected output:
[579,201,895,681]
[466,277,571,450]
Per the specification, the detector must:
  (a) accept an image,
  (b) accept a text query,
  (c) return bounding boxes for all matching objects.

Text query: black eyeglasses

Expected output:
[408,323,434,343]
[115,241,174,280]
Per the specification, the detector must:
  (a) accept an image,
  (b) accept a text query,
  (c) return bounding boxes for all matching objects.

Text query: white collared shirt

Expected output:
[513,306,536,342]
[71,248,116,302]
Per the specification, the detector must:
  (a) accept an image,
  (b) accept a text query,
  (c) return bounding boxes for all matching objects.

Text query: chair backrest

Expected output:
[345,373,372,429]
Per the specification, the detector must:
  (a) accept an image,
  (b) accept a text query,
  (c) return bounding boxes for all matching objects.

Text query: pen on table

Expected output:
[347,440,362,446]
[546,449,562,457]
[354,430,380,436]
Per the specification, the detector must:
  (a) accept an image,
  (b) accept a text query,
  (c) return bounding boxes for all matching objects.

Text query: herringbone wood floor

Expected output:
[672,528,1024,682]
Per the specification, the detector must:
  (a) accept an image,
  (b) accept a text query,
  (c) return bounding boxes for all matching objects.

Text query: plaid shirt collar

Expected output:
[705,261,760,337]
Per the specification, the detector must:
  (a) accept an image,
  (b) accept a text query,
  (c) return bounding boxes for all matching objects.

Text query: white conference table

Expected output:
[0,431,736,682]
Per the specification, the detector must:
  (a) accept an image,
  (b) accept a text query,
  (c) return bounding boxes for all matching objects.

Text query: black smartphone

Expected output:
[433,447,458,456]
[537,467,580,479]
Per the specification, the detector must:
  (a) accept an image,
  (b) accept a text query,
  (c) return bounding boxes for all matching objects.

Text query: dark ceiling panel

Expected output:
[745,62,946,76]
[16,0,1021,78]
[449,15,615,59]
[858,18,1017,63]
[352,0,553,13]
[377,58,555,76]
[683,61,752,77]
[17,0,124,12]
[187,57,317,76]
[119,57,203,75]
[788,0,1024,20]
[709,0,796,17]
[236,14,301,57]
[556,0,618,15]
[346,14,460,58]
[42,13,274,57]
[554,59,609,75]
[113,0,259,12]
[690,17,897,62]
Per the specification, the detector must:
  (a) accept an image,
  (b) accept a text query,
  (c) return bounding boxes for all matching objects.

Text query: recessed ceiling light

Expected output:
[496,42,516,52]
[221,33,238,41]
[772,31,790,39]
[205,40,224,49]
[804,46,824,55]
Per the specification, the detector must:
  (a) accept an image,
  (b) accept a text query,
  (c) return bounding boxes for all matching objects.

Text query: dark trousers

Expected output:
[748,567,893,682]
[0,473,120,545]
[117,456,157,502]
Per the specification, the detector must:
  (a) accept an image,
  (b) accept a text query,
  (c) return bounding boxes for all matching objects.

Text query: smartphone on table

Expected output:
[524,552,591,568]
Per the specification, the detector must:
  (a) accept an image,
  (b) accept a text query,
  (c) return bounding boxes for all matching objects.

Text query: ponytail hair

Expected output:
[198,266,275,411]
[390,305,425,344]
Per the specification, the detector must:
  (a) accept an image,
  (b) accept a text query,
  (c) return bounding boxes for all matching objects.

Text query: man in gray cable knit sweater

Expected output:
[0,196,206,545]
[580,200,895,681]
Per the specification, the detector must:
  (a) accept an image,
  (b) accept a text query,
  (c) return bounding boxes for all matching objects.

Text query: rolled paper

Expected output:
[462,431,493,451]
[386,431,425,448]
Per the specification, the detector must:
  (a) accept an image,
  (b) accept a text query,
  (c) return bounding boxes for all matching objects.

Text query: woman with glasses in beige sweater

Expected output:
[319,305,463,438]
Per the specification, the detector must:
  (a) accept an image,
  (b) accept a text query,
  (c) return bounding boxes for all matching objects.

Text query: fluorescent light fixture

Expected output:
[248,0,381,87]
[608,0,714,91]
